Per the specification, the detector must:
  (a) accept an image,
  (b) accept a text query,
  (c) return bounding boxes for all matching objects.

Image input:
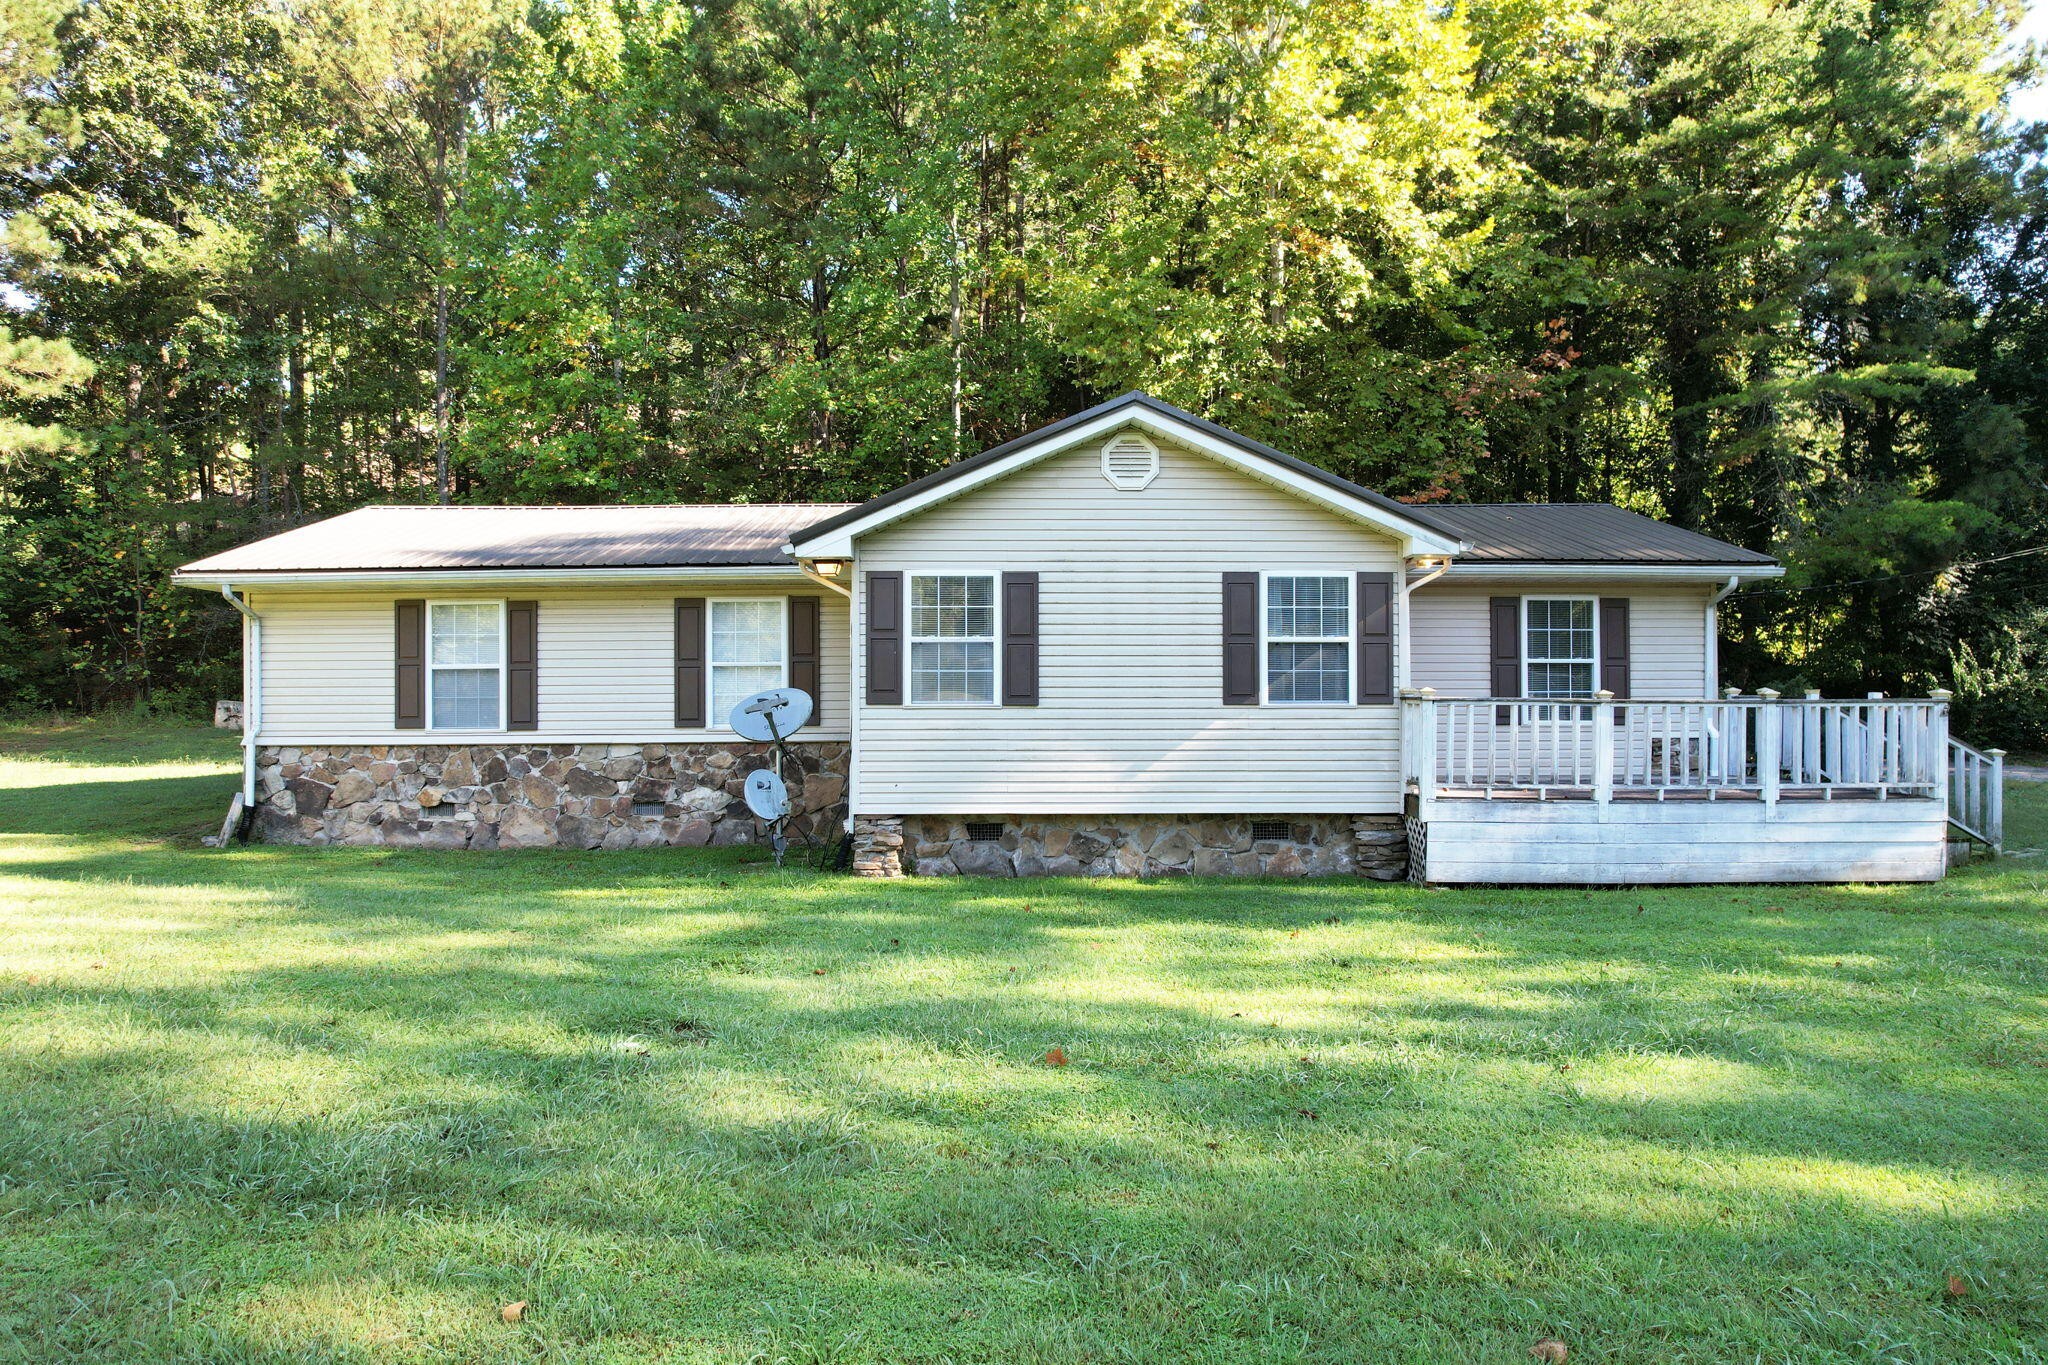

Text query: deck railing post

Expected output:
[1756,687,1781,808]
[1928,690,1951,801]
[1400,688,1437,821]
[1988,748,2005,853]
[1592,690,1615,805]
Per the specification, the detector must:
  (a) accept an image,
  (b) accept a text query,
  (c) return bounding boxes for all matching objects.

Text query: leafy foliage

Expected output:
[0,0,2041,741]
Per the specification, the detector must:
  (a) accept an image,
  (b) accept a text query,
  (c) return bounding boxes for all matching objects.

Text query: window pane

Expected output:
[1526,599,1593,663]
[432,667,500,728]
[1267,642,1350,703]
[711,600,784,665]
[910,640,995,703]
[1267,576,1348,638]
[712,663,784,725]
[1526,662,1595,698]
[910,575,994,639]
[430,603,499,666]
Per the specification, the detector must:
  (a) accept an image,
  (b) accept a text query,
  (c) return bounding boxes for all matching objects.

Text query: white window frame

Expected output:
[1260,570,1354,707]
[906,570,1001,708]
[425,599,507,732]
[706,596,790,732]
[1521,594,1599,715]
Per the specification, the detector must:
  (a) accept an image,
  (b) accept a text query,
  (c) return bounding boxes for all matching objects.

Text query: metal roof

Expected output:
[175,503,858,576]
[785,391,1470,547]
[1422,504,1776,565]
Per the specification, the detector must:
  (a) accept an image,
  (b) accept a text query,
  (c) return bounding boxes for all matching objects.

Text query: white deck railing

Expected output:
[1401,690,1959,817]
[1947,738,2006,851]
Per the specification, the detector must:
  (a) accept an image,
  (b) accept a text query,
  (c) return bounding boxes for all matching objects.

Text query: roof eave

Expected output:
[171,563,805,588]
[1435,561,1782,581]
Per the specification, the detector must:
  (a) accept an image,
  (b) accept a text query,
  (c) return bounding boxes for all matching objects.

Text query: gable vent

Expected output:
[1100,431,1160,490]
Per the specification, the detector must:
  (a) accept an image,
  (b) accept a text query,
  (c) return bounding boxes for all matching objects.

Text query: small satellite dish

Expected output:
[728,687,813,743]
[743,768,790,821]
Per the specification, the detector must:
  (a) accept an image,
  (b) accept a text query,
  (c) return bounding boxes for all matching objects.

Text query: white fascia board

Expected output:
[786,409,1465,558]
[171,565,803,590]
[1435,562,1783,582]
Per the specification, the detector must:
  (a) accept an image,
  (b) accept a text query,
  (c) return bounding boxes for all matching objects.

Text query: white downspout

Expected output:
[1398,555,1452,690]
[794,562,852,599]
[1705,575,1739,695]
[790,558,855,834]
[219,584,261,807]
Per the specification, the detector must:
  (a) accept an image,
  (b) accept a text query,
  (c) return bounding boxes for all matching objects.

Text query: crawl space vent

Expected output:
[1100,431,1160,490]
[965,821,1005,843]
[1251,820,1292,842]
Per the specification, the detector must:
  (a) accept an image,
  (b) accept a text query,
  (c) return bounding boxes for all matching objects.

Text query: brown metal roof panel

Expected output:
[1423,504,1776,565]
[176,503,858,575]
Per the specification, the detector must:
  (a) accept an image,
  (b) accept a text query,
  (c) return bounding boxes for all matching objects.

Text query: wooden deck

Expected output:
[1400,693,1987,884]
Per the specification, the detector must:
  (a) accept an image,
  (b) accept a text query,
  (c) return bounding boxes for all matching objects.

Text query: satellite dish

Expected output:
[729,687,813,743]
[743,768,790,821]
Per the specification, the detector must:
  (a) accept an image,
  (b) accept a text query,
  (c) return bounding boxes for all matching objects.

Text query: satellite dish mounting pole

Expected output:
[763,710,787,863]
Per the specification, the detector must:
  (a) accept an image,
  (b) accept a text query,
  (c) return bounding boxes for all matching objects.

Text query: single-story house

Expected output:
[173,392,2005,882]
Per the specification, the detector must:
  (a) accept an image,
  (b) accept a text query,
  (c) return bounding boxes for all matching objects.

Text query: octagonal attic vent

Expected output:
[1100,431,1160,490]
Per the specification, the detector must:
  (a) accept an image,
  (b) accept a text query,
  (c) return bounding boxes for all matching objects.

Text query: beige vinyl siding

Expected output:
[1409,580,1712,698]
[250,577,850,743]
[853,437,1405,815]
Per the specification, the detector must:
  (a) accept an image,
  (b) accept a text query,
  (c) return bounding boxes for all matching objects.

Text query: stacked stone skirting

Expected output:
[848,813,1411,878]
[253,742,848,849]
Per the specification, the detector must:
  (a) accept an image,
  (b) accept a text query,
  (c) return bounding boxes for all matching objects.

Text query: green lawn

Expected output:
[2,720,2045,1364]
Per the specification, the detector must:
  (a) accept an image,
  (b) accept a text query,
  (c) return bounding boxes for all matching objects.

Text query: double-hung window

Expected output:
[909,573,996,704]
[1265,575,1351,704]
[709,599,787,727]
[1524,597,1596,717]
[428,602,504,729]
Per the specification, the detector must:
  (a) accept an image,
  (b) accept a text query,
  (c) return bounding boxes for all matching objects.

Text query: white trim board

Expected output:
[1438,563,1783,582]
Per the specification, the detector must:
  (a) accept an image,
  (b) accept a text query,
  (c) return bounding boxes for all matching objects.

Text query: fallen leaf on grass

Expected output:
[1946,1275,1970,1300]
[812,969,826,976]
[1296,1108,1319,1120]
[1044,1047,1069,1067]
[1530,1339,1567,1363]
[500,1301,526,1323]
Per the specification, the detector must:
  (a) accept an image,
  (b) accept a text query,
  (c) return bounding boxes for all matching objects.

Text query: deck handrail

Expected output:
[1946,737,2005,851]
[1400,691,1952,818]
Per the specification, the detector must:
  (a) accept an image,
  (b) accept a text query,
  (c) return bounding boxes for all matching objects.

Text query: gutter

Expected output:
[171,564,805,589]
[1440,562,1783,582]
[218,585,261,809]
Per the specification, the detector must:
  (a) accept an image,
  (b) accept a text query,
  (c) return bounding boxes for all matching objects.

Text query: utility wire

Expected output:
[1727,543,2048,599]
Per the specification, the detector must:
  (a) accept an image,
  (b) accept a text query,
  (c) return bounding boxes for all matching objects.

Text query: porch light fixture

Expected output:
[808,558,847,577]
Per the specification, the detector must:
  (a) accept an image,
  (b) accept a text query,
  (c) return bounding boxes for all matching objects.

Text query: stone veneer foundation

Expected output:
[253,742,848,849]
[850,813,1409,879]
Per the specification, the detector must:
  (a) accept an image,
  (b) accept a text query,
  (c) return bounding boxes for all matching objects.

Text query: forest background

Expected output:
[2,0,2044,746]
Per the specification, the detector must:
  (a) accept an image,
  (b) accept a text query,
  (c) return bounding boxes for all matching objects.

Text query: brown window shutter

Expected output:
[1489,595,1520,724]
[788,595,821,726]
[1356,572,1394,703]
[394,599,425,729]
[674,597,706,727]
[1222,572,1259,705]
[1600,596,1630,723]
[507,600,539,731]
[866,571,903,705]
[1001,572,1038,706]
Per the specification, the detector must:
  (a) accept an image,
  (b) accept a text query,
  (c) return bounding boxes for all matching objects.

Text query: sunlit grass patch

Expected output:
[0,720,2044,1363]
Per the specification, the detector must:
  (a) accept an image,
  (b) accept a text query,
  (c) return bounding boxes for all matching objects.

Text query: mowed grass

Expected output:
[1,720,2045,1364]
